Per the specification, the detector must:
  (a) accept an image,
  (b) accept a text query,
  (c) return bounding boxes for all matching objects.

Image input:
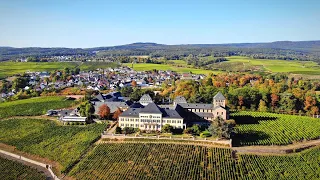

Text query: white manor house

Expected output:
[119,92,229,131]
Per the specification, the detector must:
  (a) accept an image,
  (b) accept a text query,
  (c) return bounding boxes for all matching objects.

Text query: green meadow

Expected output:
[0,62,79,79]
[221,56,320,74]
[0,61,117,79]
[123,62,220,75]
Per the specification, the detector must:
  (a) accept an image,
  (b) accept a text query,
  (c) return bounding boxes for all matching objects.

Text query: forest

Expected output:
[1,41,320,63]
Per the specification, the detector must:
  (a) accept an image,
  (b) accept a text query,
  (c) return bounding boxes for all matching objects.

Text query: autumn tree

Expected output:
[271,93,279,111]
[304,96,316,112]
[98,104,110,120]
[131,80,137,87]
[258,100,268,112]
[112,108,122,120]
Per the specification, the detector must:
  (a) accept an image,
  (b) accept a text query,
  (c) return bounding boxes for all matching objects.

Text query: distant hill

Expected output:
[1,40,320,62]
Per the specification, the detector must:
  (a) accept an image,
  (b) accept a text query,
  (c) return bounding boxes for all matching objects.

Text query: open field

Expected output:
[208,56,320,74]
[0,61,117,79]
[123,63,220,75]
[0,118,105,173]
[232,111,320,146]
[0,62,79,79]
[0,96,77,119]
[0,156,46,180]
[69,143,320,180]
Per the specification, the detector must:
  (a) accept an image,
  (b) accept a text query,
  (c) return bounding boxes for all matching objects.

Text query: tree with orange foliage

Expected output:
[304,96,316,112]
[98,104,110,120]
[271,93,279,111]
[131,80,137,87]
[113,108,122,120]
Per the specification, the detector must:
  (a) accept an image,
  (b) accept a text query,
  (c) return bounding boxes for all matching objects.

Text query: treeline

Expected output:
[159,73,320,116]
[1,41,320,63]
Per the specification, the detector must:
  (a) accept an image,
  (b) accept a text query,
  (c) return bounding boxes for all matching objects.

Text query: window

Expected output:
[222,112,224,115]
[217,112,219,115]
[172,120,176,123]
[167,120,171,123]
[136,124,139,127]
[120,124,124,127]
[130,124,134,127]
[136,119,139,122]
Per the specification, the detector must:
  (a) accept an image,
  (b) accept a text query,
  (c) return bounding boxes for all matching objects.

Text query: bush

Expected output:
[200,131,212,138]
[115,127,122,134]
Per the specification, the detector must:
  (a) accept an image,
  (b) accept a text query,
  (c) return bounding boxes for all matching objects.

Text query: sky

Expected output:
[0,0,320,48]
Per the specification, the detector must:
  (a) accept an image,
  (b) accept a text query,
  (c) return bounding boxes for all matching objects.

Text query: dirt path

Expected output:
[232,138,320,155]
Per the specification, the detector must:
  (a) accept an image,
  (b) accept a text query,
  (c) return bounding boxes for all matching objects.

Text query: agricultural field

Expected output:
[0,61,118,79]
[232,111,320,146]
[206,56,320,75]
[0,118,105,173]
[79,62,118,71]
[0,96,77,119]
[0,61,79,79]
[123,62,220,75]
[69,143,320,180]
[0,156,46,180]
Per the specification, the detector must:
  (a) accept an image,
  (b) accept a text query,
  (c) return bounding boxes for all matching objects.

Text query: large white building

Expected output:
[118,92,228,131]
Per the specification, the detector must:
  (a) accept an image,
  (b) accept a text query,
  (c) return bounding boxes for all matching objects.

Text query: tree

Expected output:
[208,117,234,139]
[131,80,137,87]
[98,104,110,119]
[115,127,122,134]
[161,124,173,133]
[112,108,122,120]
[258,99,268,112]
[206,77,213,86]
[78,101,95,123]
[271,93,279,111]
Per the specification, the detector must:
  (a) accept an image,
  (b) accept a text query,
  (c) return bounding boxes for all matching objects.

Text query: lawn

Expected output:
[0,96,77,119]
[0,118,105,173]
[68,142,320,180]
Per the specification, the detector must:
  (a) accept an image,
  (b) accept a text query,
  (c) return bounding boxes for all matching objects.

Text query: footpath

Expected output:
[0,149,60,180]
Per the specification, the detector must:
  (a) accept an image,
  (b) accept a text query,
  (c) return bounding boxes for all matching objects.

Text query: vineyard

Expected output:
[0,96,77,119]
[69,143,320,180]
[232,111,320,146]
[0,118,105,173]
[0,156,46,180]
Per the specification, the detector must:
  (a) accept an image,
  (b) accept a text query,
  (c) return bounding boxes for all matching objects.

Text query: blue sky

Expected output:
[0,0,319,48]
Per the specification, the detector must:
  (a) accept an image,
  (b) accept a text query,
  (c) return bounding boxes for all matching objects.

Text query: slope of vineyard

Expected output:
[0,118,105,173]
[232,111,320,146]
[68,143,320,180]
[0,96,77,119]
[0,156,46,180]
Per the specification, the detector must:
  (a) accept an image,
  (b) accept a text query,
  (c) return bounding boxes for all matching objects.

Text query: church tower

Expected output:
[213,92,226,107]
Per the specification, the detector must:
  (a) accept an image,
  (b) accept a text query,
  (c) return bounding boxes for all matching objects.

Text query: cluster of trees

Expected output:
[159,73,320,116]
[98,104,122,120]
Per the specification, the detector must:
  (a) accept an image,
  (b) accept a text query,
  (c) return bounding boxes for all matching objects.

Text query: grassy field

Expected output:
[69,143,320,180]
[0,156,46,180]
[123,63,220,75]
[0,61,117,79]
[232,111,320,146]
[212,56,320,74]
[0,118,105,173]
[0,96,77,119]
[0,62,79,79]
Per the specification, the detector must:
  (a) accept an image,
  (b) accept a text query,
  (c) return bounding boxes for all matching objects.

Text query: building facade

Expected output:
[118,92,229,131]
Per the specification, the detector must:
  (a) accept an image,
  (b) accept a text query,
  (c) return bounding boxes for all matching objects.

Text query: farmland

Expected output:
[0,118,105,173]
[232,111,320,146]
[0,96,77,119]
[207,56,320,74]
[0,61,117,79]
[69,143,320,180]
[0,61,78,79]
[123,62,220,75]
[0,156,46,180]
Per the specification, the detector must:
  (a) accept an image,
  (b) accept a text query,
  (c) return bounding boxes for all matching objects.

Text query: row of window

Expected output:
[188,109,213,113]
[120,118,182,124]
[140,115,161,119]
[120,124,182,129]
